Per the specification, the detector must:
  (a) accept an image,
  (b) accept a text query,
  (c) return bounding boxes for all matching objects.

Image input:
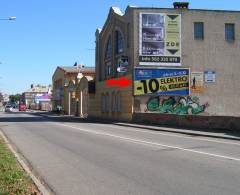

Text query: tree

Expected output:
[0,93,3,102]
[9,94,21,103]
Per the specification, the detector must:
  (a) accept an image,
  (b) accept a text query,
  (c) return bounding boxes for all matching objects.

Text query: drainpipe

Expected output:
[80,91,83,117]
[68,92,71,115]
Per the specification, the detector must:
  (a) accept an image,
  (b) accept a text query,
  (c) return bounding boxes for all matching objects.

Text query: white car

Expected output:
[5,105,13,112]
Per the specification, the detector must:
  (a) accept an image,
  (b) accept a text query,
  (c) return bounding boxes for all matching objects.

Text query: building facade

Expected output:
[23,84,52,110]
[91,4,240,129]
[52,66,95,116]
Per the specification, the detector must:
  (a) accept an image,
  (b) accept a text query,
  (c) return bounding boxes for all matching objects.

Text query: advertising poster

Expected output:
[139,13,181,66]
[134,68,189,96]
[204,71,216,83]
[191,72,204,93]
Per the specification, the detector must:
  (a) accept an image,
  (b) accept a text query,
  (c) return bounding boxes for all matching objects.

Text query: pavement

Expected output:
[1,111,240,195]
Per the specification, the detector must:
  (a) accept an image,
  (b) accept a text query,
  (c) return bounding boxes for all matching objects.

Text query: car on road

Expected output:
[5,105,13,112]
[19,103,27,111]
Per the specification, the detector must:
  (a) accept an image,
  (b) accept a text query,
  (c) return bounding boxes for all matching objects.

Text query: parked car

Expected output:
[5,105,13,112]
[19,103,27,111]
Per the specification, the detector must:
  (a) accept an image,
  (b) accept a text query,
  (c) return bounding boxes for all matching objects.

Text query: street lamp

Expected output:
[0,16,16,21]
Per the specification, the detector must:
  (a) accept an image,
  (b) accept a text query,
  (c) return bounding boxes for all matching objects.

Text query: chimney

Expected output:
[173,2,189,9]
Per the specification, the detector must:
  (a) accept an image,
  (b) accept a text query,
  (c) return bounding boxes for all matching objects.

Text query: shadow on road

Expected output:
[0,111,110,124]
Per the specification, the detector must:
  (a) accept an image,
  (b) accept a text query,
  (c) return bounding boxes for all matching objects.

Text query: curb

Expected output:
[0,130,53,195]
[113,123,240,141]
[84,116,240,142]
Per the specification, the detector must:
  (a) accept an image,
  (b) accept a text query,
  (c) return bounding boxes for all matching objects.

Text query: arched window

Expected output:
[116,30,124,54]
[105,37,112,59]
[105,93,110,112]
[101,94,105,113]
[116,92,121,112]
[112,92,118,112]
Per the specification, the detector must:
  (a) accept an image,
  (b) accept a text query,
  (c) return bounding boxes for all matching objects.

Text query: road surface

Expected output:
[1,111,240,195]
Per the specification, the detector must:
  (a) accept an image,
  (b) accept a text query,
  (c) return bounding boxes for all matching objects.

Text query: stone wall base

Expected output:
[132,113,240,131]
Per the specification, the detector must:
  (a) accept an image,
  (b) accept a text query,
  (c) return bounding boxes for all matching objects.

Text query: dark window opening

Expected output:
[194,22,204,40]
[225,23,235,42]
[116,30,124,54]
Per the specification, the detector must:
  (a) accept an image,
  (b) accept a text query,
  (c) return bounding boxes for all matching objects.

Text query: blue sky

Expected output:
[0,0,240,94]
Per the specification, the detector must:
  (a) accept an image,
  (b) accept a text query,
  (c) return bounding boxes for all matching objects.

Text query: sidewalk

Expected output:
[113,122,240,141]
[38,112,240,141]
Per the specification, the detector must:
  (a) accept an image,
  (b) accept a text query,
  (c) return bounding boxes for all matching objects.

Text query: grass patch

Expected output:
[0,134,39,195]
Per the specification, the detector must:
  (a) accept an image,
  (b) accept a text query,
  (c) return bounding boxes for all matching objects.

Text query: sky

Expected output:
[1,0,240,94]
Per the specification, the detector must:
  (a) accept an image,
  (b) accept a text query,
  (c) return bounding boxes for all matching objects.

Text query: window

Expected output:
[225,23,235,42]
[101,93,109,113]
[127,23,130,48]
[111,92,116,112]
[101,94,106,113]
[116,30,124,54]
[105,61,112,78]
[105,37,112,59]
[111,92,121,112]
[105,93,110,112]
[107,64,111,76]
[116,93,121,112]
[194,22,204,40]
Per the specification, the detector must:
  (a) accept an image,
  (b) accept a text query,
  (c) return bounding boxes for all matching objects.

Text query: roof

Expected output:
[98,5,240,37]
[58,66,95,74]
[111,7,124,16]
[128,6,240,13]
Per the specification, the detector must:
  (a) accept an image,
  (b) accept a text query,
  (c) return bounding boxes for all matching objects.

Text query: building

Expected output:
[52,65,95,116]
[91,3,240,130]
[23,84,52,110]
[2,94,9,103]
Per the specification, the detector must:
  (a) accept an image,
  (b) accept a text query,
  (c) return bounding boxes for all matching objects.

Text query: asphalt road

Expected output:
[1,111,240,195]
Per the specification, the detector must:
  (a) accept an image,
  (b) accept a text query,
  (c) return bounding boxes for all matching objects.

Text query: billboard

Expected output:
[139,13,181,66]
[134,68,189,96]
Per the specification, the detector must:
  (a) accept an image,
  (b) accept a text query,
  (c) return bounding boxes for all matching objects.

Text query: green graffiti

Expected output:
[147,96,209,115]
[159,98,176,113]
[147,98,159,111]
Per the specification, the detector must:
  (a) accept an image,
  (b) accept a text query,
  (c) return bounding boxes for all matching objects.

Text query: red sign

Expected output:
[106,77,132,88]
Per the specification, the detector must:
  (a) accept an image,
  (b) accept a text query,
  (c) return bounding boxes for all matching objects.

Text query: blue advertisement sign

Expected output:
[134,68,190,96]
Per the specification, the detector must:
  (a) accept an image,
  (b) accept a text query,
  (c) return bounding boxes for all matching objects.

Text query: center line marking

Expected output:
[56,122,240,162]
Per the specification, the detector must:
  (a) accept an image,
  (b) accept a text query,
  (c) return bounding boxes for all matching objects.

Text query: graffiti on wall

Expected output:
[146,96,209,115]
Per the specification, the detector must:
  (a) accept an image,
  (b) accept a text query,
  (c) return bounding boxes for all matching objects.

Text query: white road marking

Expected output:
[87,123,240,146]
[56,123,240,162]
[39,114,240,146]
[38,114,240,146]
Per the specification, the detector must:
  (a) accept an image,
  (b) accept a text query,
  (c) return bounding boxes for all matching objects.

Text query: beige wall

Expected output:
[52,69,77,113]
[89,75,133,121]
